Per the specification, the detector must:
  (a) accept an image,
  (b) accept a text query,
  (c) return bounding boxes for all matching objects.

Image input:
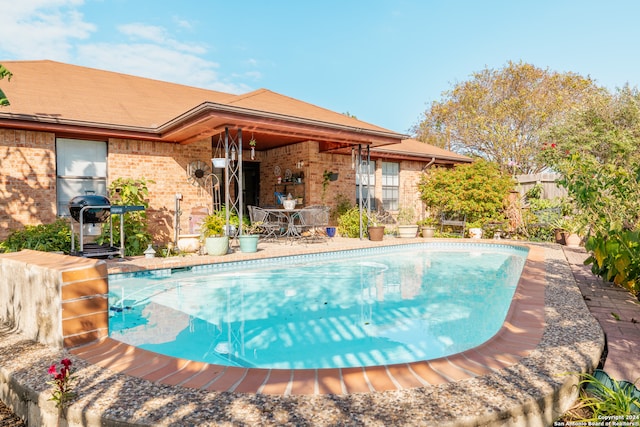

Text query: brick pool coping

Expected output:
[71,243,545,396]
[0,240,605,426]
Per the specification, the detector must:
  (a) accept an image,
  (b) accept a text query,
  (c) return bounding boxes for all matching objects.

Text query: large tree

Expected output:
[0,64,12,106]
[541,85,640,295]
[413,61,600,174]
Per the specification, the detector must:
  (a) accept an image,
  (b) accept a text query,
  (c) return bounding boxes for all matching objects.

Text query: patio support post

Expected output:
[223,127,244,239]
[224,127,230,231]
[358,144,363,239]
[357,144,371,240]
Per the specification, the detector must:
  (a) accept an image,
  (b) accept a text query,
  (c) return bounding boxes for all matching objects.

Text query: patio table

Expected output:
[263,208,302,239]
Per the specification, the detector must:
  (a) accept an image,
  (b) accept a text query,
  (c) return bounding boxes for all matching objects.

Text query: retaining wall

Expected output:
[0,250,108,349]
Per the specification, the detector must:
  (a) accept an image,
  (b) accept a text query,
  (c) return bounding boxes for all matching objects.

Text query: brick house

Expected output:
[0,60,470,243]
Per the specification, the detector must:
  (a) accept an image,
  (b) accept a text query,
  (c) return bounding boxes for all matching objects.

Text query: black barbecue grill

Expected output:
[68,195,111,223]
[68,195,144,258]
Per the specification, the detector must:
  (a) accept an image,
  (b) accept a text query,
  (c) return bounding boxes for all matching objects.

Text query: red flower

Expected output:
[48,364,57,375]
[551,143,557,148]
[61,358,72,368]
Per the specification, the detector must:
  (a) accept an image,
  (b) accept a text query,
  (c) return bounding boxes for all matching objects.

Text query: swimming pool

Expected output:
[108,243,527,369]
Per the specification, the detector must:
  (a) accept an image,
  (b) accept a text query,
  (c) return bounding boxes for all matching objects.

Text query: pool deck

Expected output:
[562,246,640,383]
[74,240,544,396]
[0,237,626,426]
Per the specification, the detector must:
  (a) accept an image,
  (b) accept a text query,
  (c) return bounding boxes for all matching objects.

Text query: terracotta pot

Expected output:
[564,232,581,247]
[367,226,385,241]
[554,229,565,245]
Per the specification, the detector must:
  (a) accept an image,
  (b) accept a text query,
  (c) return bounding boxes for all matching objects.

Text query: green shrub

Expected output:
[418,159,514,226]
[0,218,73,253]
[337,207,366,238]
[572,371,640,419]
[97,177,153,256]
[331,193,353,224]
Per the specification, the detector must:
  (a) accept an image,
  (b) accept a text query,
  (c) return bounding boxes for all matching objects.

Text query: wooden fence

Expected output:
[515,173,567,200]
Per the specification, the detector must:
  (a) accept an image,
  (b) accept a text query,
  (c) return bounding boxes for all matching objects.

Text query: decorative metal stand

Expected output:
[222,127,244,237]
[356,144,372,239]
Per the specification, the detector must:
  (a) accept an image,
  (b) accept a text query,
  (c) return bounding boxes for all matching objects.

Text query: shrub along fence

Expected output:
[515,173,566,199]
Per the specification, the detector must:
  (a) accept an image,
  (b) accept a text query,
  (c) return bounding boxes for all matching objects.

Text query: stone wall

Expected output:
[0,250,108,348]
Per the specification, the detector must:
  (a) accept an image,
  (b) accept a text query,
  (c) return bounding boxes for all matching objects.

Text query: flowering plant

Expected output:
[47,358,76,409]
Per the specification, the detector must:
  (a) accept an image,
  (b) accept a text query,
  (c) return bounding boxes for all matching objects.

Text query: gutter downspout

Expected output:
[422,157,436,172]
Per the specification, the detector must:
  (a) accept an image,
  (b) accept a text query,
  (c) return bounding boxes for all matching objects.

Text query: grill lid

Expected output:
[68,195,111,223]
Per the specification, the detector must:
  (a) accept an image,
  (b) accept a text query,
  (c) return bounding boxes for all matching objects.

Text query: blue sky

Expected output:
[1,1,639,134]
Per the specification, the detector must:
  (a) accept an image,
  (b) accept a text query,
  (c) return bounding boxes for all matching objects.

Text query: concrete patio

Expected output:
[0,238,636,426]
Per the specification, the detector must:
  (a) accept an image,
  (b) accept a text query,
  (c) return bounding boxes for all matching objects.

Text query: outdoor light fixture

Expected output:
[296,160,304,169]
[230,146,236,162]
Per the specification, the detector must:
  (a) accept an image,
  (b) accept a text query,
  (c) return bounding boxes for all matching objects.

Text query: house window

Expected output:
[356,160,376,209]
[56,138,107,216]
[381,161,399,211]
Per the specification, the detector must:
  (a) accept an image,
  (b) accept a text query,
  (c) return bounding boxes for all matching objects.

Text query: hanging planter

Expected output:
[212,158,226,168]
[249,136,257,160]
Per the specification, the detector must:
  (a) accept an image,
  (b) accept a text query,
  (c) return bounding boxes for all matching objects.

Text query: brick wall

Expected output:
[108,137,214,244]
[258,140,357,211]
[0,129,431,242]
[0,129,57,240]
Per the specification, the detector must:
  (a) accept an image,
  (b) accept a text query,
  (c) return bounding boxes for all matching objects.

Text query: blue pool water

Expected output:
[108,243,528,369]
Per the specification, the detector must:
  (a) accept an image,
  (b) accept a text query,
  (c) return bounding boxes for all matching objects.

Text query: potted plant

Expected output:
[467,220,484,239]
[201,212,228,255]
[321,170,338,203]
[249,137,257,160]
[417,216,438,238]
[238,221,262,253]
[549,217,567,245]
[396,207,418,238]
[561,216,585,247]
[550,216,584,246]
[367,211,386,241]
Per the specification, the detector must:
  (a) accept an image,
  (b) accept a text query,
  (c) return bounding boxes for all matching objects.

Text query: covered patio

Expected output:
[0,60,473,249]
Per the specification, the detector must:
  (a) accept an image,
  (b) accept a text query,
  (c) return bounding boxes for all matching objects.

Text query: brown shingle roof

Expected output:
[227,88,393,133]
[0,60,401,145]
[0,60,235,128]
[372,138,472,164]
[0,61,469,164]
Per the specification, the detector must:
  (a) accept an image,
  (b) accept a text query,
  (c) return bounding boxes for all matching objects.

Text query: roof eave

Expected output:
[0,102,408,146]
[371,149,473,163]
[158,102,408,146]
[0,115,167,142]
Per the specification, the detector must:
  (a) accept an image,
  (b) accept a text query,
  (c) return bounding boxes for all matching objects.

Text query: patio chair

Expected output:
[250,205,286,240]
[295,206,330,242]
[440,212,466,237]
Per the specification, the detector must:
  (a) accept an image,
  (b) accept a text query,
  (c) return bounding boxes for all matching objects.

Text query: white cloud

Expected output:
[0,0,95,61]
[244,71,263,80]
[0,1,256,95]
[117,23,206,55]
[172,17,193,30]
[77,43,250,94]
